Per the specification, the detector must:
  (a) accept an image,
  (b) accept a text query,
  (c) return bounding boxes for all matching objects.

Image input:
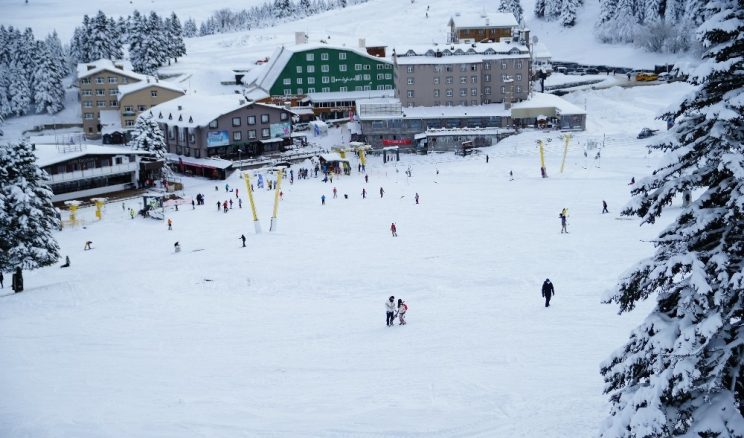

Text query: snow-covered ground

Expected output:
[0,83,693,436]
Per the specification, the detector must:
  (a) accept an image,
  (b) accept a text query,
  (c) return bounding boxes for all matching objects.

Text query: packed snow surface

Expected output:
[0,84,692,436]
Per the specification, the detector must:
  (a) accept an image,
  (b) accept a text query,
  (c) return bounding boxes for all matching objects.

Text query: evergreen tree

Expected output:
[600,0,744,436]
[87,11,121,60]
[33,44,65,114]
[499,0,524,23]
[560,0,579,26]
[0,141,61,273]
[0,63,12,119]
[168,12,187,62]
[45,31,68,75]
[128,10,146,58]
[9,62,31,116]
[130,113,166,158]
[534,0,546,18]
[299,0,312,14]
[183,18,198,37]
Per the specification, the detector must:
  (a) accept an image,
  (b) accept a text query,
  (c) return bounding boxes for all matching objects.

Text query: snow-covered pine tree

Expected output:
[87,11,120,61]
[560,0,579,26]
[299,0,312,15]
[168,12,187,63]
[534,0,546,18]
[544,0,563,19]
[600,0,744,436]
[45,31,68,75]
[130,12,166,75]
[9,61,31,116]
[499,0,524,23]
[128,10,146,59]
[0,141,61,273]
[183,18,197,37]
[642,0,663,24]
[33,44,65,114]
[0,63,11,119]
[130,113,166,158]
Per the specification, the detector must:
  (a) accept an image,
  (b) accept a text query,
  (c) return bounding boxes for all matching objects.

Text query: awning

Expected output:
[261,138,283,144]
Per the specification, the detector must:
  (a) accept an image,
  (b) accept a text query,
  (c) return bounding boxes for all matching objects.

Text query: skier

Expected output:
[223,201,229,213]
[240,234,246,247]
[192,199,195,210]
[217,201,221,211]
[60,255,70,268]
[174,242,181,253]
[167,218,173,230]
[602,200,609,214]
[386,296,396,326]
[415,193,419,204]
[238,198,243,208]
[559,209,568,234]
[129,208,135,219]
[229,199,233,209]
[509,170,514,181]
[333,187,337,198]
[629,177,635,185]
[11,267,23,293]
[235,189,239,198]
[486,154,489,163]
[84,241,93,250]
[321,194,326,205]
[365,174,368,183]
[225,183,230,192]
[397,299,408,325]
[542,279,555,307]
[380,187,385,198]
[390,222,397,237]
[362,188,366,199]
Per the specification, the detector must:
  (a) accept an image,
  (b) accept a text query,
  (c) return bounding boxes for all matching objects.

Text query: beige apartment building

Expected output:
[393,42,531,107]
[77,59,184,141]
[448,12,519,43]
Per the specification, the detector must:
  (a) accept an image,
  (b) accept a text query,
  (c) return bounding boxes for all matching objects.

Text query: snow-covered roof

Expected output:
[395,53,528,65]
[452,11,518,28]
[290,107,315,115]
[99,110,123,135]
[243,87,270,102]
[510,93,586,116]
[306,89,395,103]
[319,153,349,162]
[253,44,392,92]
[76,59,145,81]
[532,42,552,60]
[145,94,288,129]
[34,143,150,167]
[419,127,512,137]
[394,41,528,57]
[165,154,233,170]
[356,99,510,120]
[117,79,186,99]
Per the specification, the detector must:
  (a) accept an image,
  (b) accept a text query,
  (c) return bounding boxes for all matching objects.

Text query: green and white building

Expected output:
[250,43,394,97]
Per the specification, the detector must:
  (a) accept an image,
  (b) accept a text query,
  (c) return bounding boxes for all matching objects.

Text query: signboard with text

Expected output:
[270,122,291,138]
[382,138,412,146]
[207,130,229,147]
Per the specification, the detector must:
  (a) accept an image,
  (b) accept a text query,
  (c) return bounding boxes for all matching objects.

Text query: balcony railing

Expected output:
[48,162,138,183]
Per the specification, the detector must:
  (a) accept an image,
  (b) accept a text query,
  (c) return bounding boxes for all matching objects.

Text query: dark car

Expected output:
[585,68,599,75]
[637,128,659,139]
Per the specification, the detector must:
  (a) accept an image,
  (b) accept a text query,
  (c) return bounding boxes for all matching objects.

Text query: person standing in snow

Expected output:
[174,242,181,253]
[192,199,196,210]
[217,201,221,211]
[542,279,555,307]
[397,299,408,325]
[602,200,609,214]
[390,222,397,237]
[380,187,384,198]
[559,209,568,234]
[509,170,514,181]
[415,193,419,204]
[486,154,489,163]
[333,187,337,198]
[168,218,173,230]
[240,235,246,247]
[362,188,367,199]
[321,194,326,205]
[365,174,368,183]
[84,241,93,250]
[386,296,396,327]
[0,271,4,288]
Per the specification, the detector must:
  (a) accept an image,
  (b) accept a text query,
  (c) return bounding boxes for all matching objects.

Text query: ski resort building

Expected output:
[145,94,295,164]
[393,42,531,107]
[510,93,586,130]
[76,59,185,141]
[247,39,394,99]
[33,143,155,202]
[448,12,520,44]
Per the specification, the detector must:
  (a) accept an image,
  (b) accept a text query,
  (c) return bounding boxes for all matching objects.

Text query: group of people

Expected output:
[385,296,408,326]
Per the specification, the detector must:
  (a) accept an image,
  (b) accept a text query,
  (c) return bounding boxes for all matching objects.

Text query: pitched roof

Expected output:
[452,11,519,28]
[76,59,145,81]
[34,143,151,167]
[145,94,290,128]
[251,44,392,93]
[117,79,186,99]
[510,93,586,115]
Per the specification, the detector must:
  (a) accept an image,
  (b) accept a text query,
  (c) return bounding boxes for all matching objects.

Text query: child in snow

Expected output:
[397,299,408,325]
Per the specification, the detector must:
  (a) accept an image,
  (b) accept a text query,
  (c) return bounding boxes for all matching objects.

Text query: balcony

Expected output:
[47,162,138,183]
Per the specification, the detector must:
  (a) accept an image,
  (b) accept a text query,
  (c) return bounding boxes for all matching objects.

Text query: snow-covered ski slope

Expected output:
[0,83,692,436]
[3,0,693,69]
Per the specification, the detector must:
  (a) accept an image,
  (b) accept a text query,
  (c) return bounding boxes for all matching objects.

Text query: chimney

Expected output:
[295,32,307,45]
[239,99,246,105]
[177,105,182,111]
[358,38,366,49]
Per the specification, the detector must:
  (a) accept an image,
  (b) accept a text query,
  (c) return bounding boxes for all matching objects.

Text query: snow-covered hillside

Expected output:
[0,83,694,437]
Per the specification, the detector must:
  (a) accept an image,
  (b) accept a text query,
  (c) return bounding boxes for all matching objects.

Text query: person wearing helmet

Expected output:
[542,279,555,307]
[386,296,396,327]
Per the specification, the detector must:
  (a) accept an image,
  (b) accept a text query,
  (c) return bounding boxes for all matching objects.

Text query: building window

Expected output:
[84,113,94,120]
[261,128,270,138]
[445,65,453,72]
[307,77,315,84]
[82,90,92,96]
[283,78,291,85]
[377,73,384,80]
[296,66,303,74]
[385,73,392,80]
[247,116,256,125]
[124,106,133,112]
[471,99,478,105]
[110,100,118,107]
[322,76,330,83]
[502,74,508,81]
[446,76,453,84]
[407,90,414,98]
[502,61,507,69]
[321,52,328,61]
[517,61,523,69]
[433,77,440,85]
[138,105,147,111]
[339,52,347,60]
[96,89,105,96]
[501,86,506,93]
[407,78,414,85]
[80,78,90,84]
[355,86,363,91]
[125,120,135,127]
[472,76,478,83]
[190,134,195,143]
[248,130,256,139]
[109,89,117,95]
[516,86,522,93]
[485,86,492,95]
[434,65,443,73]
[321,65,329,72]
[308,87,316,93]
[434,89,440,97]
[83,101,92,108]
[209,120,218,128]
[233,131,242,141]
[322,87,330,92]
[446,89,453,97]
[306,53,314,61]
[471,88,477,96]
[446,101,453,106]
[108,77,117,84]
[96,77,104,84]
[516,74,522,81]
[339,64,347,72]
[406,66,414,73]
[363,65,370,70]
[484,62,491,70]
[297,78,303,84]
[460,76,467,84]
[261,114,269,123]
[485,74,491,82]
[363,74,370,81]
[471,65,478,71]
[284,89,292,95]
[460,88,467,97]
[340,86,348,92]
[280,112,288,121]
[232,117,241,127]
[97,100,106,107]
[307,65,315,73]
[356,64,363,71]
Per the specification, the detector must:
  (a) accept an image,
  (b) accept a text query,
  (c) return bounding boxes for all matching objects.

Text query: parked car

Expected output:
[585,68,599,75]
[657,72,670,81]
[551,90,569,96]
[556,66,568,74]
[293,122,310,131]
[636,72,658,81]
[637,128,659,139]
